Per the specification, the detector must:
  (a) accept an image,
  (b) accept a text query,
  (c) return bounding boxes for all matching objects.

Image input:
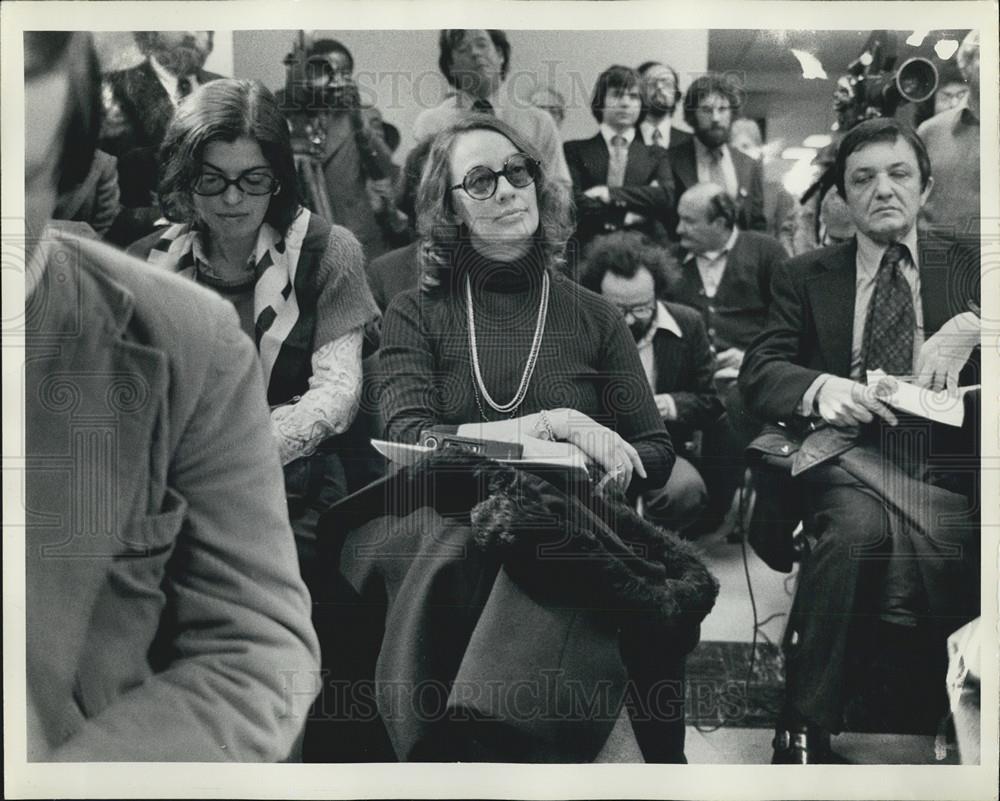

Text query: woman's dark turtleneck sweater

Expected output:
[379,241,674,493]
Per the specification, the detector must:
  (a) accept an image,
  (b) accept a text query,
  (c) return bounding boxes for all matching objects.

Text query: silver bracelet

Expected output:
[536,409,557,441]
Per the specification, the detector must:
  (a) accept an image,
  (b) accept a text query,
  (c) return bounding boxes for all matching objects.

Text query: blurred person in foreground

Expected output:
[323,115,717,763]
[23,32,319,761]
[128,78,379,584]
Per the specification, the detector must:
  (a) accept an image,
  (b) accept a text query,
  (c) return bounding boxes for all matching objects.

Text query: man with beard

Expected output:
[667,73,766,233]
[100,31,223,244]
[413,29,570,185]
[580,232,723,536]
[637,61,692,150]
[278,38,399,261]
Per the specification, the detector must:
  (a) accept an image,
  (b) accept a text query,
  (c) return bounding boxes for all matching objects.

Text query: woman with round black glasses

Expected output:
[129,78,379,581]
[380,114,674,487]
[330,116,716,764]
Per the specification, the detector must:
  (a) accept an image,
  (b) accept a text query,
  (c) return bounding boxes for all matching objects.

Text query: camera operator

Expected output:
[278,38,399,261]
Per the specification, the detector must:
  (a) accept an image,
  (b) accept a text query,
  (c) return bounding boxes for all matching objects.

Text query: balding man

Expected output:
[671,182,787,531]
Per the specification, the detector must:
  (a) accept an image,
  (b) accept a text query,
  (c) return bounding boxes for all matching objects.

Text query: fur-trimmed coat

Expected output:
[313,451,718,763]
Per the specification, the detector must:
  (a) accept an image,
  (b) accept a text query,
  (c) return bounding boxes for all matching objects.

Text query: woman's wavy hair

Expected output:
[158,78,301,233]
[415,115,574,293]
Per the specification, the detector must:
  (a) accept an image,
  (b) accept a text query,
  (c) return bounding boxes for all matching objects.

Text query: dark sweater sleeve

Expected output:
[379,290,443,444]
[597,303,675,493]
[313,225,381,347]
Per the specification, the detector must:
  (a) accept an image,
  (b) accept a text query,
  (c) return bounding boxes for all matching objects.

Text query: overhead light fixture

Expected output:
[906,30,929,47]
[935,38,959,60]
[803,134,833,149]
[790,49,828,80]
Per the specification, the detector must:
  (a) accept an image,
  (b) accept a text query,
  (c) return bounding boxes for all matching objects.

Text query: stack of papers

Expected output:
[867,371,979,427]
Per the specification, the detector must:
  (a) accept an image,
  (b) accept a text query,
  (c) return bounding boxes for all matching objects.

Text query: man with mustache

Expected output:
[667,73,766,234]
[580,231,723,537]
[637,61,692,151]
[100,31,224,244]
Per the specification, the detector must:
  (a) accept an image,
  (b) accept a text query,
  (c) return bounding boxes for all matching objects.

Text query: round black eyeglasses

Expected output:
[192,171,279,197]
[450,154,539,201]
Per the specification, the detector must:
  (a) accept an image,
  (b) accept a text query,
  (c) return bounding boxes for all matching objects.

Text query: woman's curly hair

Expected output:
[414,115,574,293]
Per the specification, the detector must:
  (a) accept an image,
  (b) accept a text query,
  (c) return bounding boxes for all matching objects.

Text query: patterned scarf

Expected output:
[145,208,313,394]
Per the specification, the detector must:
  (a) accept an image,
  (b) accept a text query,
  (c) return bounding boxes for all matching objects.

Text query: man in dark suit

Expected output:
[581,232,723,536]
[564,65,675,255]
[99,31,223,245]
[667,73,766,233]
[24,32,319,762]
[740,118,980,763]
[637,61,692,151]
[671,182,788,530]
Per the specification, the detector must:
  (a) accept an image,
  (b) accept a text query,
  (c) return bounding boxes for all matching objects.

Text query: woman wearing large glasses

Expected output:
[128,79,379,581]
[334,116,716,764]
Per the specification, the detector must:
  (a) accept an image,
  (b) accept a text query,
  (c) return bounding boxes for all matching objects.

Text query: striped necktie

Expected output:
[607,135,628,188]
[861,243,916,377]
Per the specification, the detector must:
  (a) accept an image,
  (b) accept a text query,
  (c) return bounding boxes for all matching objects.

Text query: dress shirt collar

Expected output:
[855,226,920,279]
[149,56,199,105]
[639,118,672,146]
[600,123,636,149]
[636,300,683,354]
[693,136,728,164]
[650,300,683,338]
[685,227,739,263]
[454,87,503,111]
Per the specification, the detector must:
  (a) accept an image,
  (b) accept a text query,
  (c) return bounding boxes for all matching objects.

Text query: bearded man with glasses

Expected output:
[580,231,723,537]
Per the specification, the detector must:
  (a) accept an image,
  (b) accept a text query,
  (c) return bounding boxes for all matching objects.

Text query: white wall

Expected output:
[233,29,708,157]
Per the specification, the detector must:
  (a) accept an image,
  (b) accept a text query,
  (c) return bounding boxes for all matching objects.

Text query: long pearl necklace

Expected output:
[466,270,550,416]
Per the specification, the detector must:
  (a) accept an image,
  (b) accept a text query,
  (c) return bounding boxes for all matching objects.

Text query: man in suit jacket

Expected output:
[581,232,723,536]
[100,31,223,245]
[24,32,319,762]
[564,65,675,256]
[278,38,398,262]
[671,183,788,530]
[739,119,980,763]
[667,73,766,234]
[637,61,693,151]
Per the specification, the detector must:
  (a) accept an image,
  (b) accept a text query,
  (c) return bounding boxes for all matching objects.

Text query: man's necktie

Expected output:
[607,135,628,188]
[472,98,495,115]
[707,147,729,196]
[861,243,916,377]
[177,75,193,101]
[651,127,664,148]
